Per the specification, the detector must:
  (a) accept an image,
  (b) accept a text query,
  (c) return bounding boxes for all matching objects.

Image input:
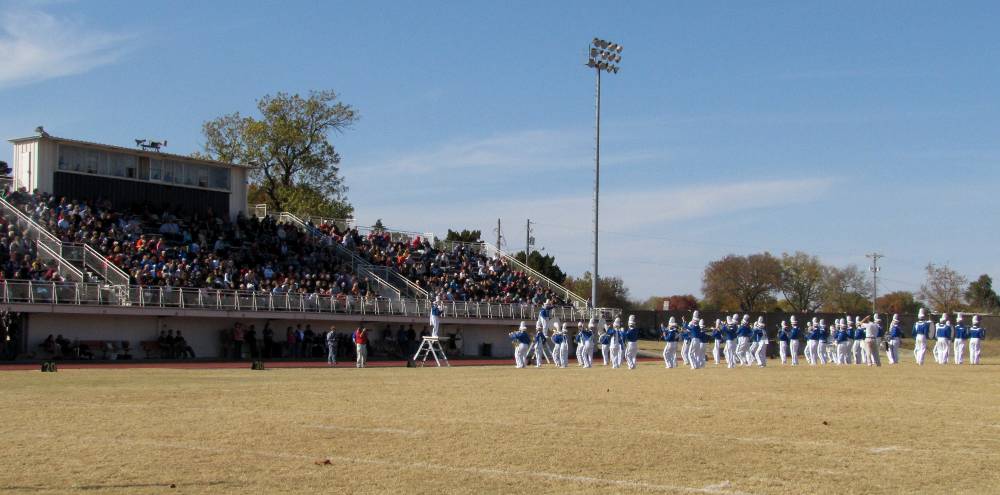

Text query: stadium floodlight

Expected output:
[584,37,622,310]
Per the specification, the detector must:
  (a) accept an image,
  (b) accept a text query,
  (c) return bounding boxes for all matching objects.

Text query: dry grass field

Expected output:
[3,342,999,495]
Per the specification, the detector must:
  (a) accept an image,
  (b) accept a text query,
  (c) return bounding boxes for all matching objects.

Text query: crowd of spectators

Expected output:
[313,221,565,305]
[2,188,377,301]
[0,209,67,284]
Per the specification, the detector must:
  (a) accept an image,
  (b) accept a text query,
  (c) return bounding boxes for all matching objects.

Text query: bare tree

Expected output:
[919,263,967,313]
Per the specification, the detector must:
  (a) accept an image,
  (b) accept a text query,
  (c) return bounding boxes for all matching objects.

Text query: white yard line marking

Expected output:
[34,434,749,495]
[307,424,424,436]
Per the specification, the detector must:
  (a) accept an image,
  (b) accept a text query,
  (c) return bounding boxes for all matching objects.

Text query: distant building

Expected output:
[9,132,249,219]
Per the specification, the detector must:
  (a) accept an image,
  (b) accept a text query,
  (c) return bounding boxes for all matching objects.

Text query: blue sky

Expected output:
[2,0,999,300]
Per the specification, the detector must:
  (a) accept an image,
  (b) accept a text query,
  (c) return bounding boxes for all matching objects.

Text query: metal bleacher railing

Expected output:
[0,280,615,321]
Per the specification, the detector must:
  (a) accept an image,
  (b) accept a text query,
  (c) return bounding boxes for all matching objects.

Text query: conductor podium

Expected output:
[413,337,450,367]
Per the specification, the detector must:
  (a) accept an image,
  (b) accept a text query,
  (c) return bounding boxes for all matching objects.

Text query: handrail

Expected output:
[35,240,85,282]
[0,196,62,252]
[0,280,609,321]
[82,243,130,287]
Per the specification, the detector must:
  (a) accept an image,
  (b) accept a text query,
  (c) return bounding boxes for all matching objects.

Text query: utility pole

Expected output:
[867,252,883,315]
[494,218,504,251]
[525,219,535,263]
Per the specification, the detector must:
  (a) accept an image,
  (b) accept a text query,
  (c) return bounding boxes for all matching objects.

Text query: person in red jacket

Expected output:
[353,325,369,368]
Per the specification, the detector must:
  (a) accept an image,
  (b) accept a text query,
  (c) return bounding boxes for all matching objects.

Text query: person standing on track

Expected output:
[353,325,369,368]
[968,315,985,365]
[326,325,338,367]
[934,314,952,365]
[886,314,903,364]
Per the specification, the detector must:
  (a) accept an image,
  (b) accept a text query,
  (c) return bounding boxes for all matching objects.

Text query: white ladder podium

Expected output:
[413,337,450,367]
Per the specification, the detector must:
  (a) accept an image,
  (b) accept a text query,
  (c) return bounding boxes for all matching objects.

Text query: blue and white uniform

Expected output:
[579,323,595,368]
[788,317,801,366]
[886,315,903,364]
[623,315,640,369]
[969,316,985,365]
[934,315,952,365]
[913,310,932,365]
[429,298,444,338]
[804,320,820,366]
[531,331,548,367]
[816,320,829,365]
[599,327,612,366]
[661,319,680,368]
[777,322,790,365]
[551,325,567,368]
[686,312,705,369]
[680,324,691,366]
[851,320,866,365]
[609,318,624,369]
[736,316,753,367]
[724,316,738,368]
[711,319,724,366]
[509,322,531,368]
[751,317,768,367]
[953,314,968,365]
[834,321,850,365]
[536,300,554,337]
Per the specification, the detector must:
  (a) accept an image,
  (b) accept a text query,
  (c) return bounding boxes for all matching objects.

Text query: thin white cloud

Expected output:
[0,9,133,89]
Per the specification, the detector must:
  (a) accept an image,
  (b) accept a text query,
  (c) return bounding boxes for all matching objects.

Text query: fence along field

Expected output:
[2,344,998,495]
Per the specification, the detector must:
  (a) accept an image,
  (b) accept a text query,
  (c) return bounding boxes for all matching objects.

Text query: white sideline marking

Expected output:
[37,435,748,495]
[308,424,424,436]
[869,446,903,454]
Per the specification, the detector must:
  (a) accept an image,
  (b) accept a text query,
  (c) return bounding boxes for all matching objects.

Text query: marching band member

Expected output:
[736,315,753,367]
[804,320,819,365]
[724,316,738,368]
[598,324,612,366]
[509,322,531,368]
[934,314,952,365]
[550,323,566,368]
[817,319,829,365]
[609,317,624,369]
[913,308,931,365]
[747,317,762,366]
[969,315,985,365]
[886,314,903,364]
[536,299,554,337]
[754,317,769,367]
[429,296,444,338]
[852,317,867,366]
[953,313,968,365]
[661,318,680,368]
[530,327,548,368]
[574,322,584,367]
[559,324,570,368]
[711,319,724,366]
[687,313,704,369]
[680,319,691,366]
[624,315,640,369]
[580,321,595,368]
[835,319,850,365]
[777,320,790,365]
[788,316,801,366]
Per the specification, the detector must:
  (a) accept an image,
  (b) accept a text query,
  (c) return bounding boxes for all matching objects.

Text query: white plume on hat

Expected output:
[972,315,981,324]
[741,314,749,323]
[627,315,637,327]
[874,314,882,323]
[790,315,798,325]
[892,313,899,322]
[939,314,948,324]
[613,317,622,328]
[956,313,964,323]
[692,310,700,321]
[756,316,764,325]
[699,318,705,327]
[918,308,926,319]
[781,320,788,328]
[668,316,677,326]
[519,321,527,331]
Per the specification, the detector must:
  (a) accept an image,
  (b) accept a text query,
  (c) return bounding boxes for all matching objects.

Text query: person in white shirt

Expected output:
[859,315,882,367]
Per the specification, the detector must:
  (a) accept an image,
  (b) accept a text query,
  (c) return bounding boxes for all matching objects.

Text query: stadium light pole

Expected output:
[585,38,622,309]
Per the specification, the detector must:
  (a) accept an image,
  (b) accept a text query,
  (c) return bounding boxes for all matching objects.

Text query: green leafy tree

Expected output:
[822,264,872,313]
[199,89,358,215]
[778,251,827,312]
[702,253,782,312]
[565,272,634,311]
[919,263,967,313]
[247,183,352,218]
[513,250,566,284]
[445,229,482,243]
[964,274,1000,314]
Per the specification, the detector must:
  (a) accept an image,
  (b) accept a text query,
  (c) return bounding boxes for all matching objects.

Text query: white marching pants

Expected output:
[755,341,768,367]
[804,340,817,365]
[429,315,440,338]
[852,339,864,365]
[779,341,789,364]
[663,342,677,368]
[601,344,609,366]
[536,317,550,337]
[610,342,622,368]
[934,338,950,365]
[887,338,900,364]
[625,342,638,369]
[689,338,703,369]
[582,341,594,368]
[746,341,759,366]
[713,340,722,365]
[913,334,928,365]
[515,343,529,368]
[969,338,982,365]
[954,339,966,365]
[735,337,750,366]
[575,342,583,366]
[789,340,800,366]
[680,341,689,364]
[724,340,736,368]
[836,342,849,364]
[560,342,570,368]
